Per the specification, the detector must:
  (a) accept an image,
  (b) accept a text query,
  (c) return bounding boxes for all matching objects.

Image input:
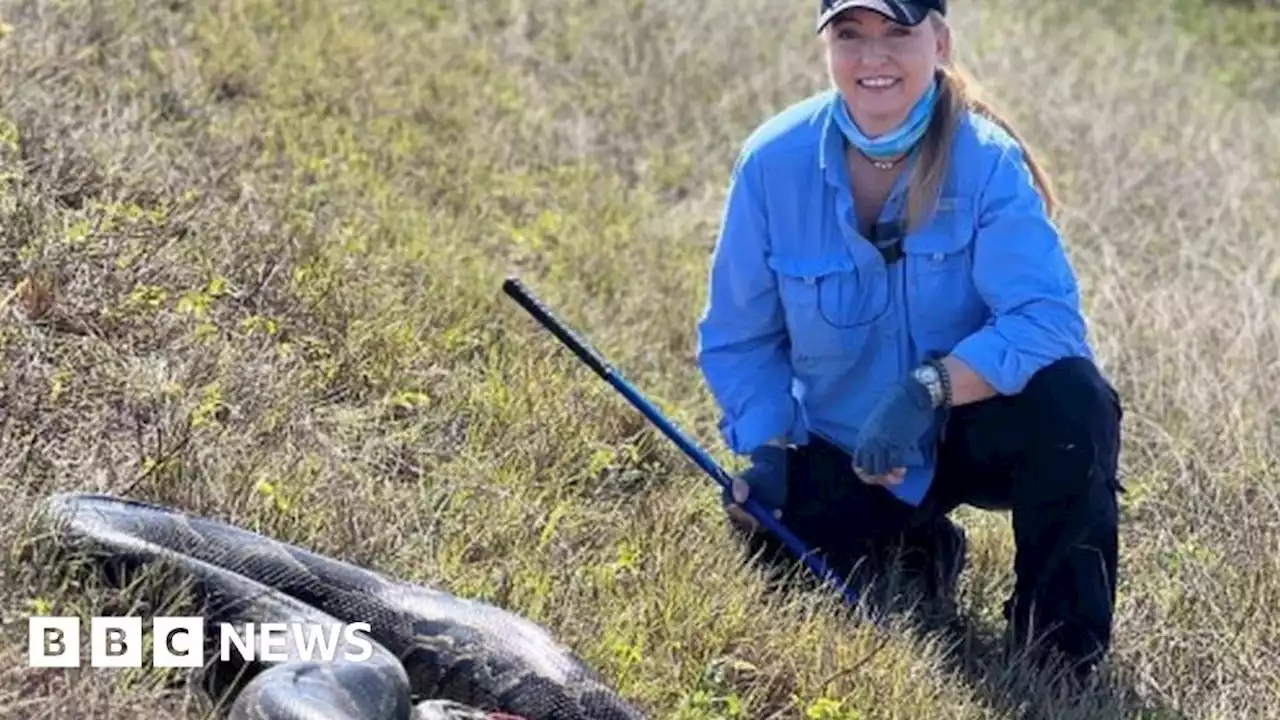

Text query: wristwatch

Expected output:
[911,360,951,409]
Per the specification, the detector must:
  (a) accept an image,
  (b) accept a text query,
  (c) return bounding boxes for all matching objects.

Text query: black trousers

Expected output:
[739,356,1124,669]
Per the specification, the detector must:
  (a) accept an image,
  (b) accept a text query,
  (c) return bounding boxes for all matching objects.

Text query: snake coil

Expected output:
[38,492,649,720]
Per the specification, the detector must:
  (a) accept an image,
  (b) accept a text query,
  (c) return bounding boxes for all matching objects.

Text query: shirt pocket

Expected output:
[767,251,889,362]
[904,199,989,351]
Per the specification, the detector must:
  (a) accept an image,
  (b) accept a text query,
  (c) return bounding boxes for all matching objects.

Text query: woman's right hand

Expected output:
[726,476,781,532]
[724,444,789,533]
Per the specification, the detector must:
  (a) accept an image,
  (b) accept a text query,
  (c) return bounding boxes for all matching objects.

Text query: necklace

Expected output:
[860,149,908,170]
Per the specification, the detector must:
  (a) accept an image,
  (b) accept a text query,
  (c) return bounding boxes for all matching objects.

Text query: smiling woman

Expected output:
[696,0,1127,685]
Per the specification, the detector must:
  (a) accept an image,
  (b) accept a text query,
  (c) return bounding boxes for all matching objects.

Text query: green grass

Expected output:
[1,0,1278,718]
[1112,0,1280,99]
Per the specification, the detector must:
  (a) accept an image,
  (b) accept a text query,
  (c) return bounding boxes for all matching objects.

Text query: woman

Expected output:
[695,0,1124,681]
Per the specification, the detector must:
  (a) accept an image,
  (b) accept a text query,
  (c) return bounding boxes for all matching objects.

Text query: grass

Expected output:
[0,0,1277,718]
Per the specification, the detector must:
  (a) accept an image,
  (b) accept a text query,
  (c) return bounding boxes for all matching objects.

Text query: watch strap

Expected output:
[924,358,953,409]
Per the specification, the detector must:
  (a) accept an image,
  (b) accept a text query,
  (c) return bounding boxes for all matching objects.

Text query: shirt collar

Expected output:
[818,90,848,189]
[818,90,927,233]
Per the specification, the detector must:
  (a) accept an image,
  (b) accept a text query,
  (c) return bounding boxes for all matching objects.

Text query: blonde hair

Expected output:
[904,13,1058,232]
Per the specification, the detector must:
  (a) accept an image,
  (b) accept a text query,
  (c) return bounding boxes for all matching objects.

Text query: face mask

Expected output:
[832,75,939,159]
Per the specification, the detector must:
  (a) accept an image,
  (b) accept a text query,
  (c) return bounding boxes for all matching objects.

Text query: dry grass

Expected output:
[0,0,1277,718]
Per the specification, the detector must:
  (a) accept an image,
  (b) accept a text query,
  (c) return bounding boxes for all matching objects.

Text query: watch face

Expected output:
[916,366,939,383]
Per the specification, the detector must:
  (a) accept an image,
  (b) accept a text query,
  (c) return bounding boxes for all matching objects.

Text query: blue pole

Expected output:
[502,277,860,609]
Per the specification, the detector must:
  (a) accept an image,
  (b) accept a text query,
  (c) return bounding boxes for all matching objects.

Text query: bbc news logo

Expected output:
[29,616,374,668]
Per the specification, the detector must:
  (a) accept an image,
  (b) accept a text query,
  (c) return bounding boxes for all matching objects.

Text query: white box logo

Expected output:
[153,617,204,668]
[28,617,80,668]
[91,616,142,668]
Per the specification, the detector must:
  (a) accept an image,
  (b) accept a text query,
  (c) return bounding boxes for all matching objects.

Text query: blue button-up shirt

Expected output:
[696,89,1094,506]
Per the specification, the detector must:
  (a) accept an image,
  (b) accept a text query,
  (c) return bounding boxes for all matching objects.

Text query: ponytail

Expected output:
[905,13,1058,232]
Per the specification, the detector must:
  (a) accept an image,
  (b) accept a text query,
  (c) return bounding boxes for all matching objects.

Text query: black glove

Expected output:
[723,443,789,514]
[851,375,936,478]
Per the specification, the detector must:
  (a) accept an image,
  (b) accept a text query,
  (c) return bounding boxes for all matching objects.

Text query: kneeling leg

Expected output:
[1002,357,1124,673]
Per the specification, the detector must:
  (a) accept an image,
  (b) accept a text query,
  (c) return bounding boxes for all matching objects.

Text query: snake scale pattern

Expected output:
[38,492,649,720]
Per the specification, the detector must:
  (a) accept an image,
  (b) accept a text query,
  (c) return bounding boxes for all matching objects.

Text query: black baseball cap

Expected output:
[816,0,946,33]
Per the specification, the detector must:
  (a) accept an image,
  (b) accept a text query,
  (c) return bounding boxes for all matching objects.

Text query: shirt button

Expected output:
[932,253,944,262]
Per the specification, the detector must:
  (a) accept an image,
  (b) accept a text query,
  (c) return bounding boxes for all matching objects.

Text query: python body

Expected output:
[38,492,648,720]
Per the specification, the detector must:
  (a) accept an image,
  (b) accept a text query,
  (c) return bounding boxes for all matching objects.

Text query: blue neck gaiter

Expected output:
[833,77,940,159]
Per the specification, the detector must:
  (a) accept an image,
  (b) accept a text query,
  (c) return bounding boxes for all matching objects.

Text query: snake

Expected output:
[35,492,650,720]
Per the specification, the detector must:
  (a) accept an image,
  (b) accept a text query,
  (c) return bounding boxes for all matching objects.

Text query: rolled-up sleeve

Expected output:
[949,144,1091,395]
[696,150,804,454]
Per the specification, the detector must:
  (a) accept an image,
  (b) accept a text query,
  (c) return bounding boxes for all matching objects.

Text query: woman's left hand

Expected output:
[851,374,938,481]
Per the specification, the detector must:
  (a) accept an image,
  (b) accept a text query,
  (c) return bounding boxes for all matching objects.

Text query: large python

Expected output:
[36,492,649,720]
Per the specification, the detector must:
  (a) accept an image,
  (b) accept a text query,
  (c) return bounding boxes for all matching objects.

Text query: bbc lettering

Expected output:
[29,617,374,668]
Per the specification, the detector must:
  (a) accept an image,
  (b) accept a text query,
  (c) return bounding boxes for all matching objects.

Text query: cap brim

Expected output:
[816,1,931,33]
